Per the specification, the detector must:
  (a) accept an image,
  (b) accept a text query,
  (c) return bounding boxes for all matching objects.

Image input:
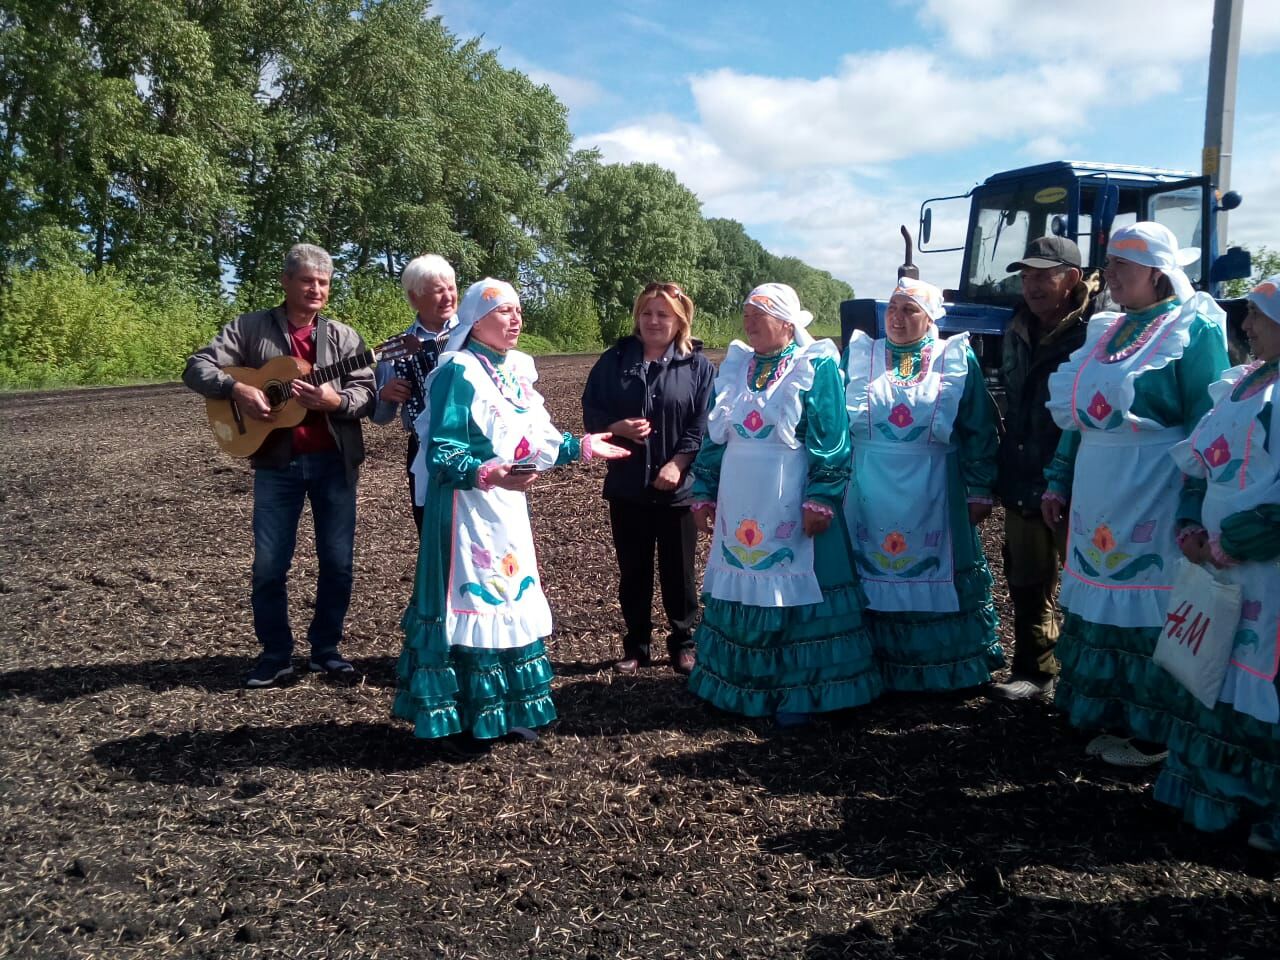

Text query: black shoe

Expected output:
[308,653,358,682]
[245,659,294,688]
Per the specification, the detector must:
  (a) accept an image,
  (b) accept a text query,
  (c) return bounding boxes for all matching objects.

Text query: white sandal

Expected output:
[1098,740,1168,768]
[1084,733,1129,757]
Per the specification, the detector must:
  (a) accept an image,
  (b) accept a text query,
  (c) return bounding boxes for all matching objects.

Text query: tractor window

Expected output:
[964,183,1068,302]
[1078,185,1139,267]
[1148,187,1204,284]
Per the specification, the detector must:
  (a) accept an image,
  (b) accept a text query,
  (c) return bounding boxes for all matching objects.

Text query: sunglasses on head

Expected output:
[643,281,686,297]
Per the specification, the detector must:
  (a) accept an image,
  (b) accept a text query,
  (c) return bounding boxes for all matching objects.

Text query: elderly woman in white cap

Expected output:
[1041,222,1229,767]
[842,278,1003,692]
[393,279,628,748]
[687,283,882,726]
[1152,274,1280,851]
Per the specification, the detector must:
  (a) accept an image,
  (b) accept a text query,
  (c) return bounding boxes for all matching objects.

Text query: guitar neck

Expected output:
[299,348,377,386]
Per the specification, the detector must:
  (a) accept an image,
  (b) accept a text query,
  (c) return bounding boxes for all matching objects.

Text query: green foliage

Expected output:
[0,0,858,383]
[567,161,711,339]
[1223,246,1280,298]
[0,267,230,388]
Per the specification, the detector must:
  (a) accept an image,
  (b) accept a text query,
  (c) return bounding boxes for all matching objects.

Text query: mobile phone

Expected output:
[509,462,537,474]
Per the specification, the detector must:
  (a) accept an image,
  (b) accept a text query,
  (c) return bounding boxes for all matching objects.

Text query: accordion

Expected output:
[393,336,442,425]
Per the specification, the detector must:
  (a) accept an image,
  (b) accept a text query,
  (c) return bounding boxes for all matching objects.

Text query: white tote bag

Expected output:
[1153,558,1243,709]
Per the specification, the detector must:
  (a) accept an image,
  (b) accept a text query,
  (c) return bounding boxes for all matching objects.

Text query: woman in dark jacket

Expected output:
[582,282,716,675]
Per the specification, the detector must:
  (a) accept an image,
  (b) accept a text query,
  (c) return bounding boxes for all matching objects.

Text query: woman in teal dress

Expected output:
[1041,222,1230,767]
[393,279,627,744]
[688,283,882,726]
[1154,275,1280,851]
[842,277,1003,691]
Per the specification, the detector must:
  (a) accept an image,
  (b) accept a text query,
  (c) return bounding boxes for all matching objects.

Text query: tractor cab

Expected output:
[840,161,1251,374]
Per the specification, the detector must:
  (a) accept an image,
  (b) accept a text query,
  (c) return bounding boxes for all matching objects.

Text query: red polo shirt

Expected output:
[287,322,338,455]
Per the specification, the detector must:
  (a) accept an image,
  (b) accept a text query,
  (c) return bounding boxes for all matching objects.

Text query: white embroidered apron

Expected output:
[843,334,968,613]
[702,343,827,608]
[1181,366,1280,723]
[1057,311,1188,629]
[435,351,564,649]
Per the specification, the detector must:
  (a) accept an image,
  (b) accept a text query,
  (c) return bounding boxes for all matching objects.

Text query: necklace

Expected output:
[1231,357,1279,402]
[884,336,933,385]
[748,343,796,392]
[1097,299,1176,364]
[472,346,529,412]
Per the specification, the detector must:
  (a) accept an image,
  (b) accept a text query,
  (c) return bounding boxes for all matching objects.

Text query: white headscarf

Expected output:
[745,283,814,346]
[1107,222,1199,303]
[443,278,520,354]
[1247,275,1280,327]
[889,277,946,321]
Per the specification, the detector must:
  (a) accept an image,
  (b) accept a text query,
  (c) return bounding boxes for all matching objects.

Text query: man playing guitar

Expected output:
[371,254,458,532]
[183,244,375,688]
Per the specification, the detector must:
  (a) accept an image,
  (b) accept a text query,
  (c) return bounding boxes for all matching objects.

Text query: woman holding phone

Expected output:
[392,279,628,747]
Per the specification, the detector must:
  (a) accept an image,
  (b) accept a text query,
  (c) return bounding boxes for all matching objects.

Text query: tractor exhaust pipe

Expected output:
[897,225,919,280]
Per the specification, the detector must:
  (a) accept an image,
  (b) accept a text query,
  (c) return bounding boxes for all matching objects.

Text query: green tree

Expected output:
[567,161,710,340]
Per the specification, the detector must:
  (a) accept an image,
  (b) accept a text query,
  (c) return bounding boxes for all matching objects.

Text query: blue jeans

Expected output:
[251,452,357,664]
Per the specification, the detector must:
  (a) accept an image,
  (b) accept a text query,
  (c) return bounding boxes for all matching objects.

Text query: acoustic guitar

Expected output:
[205,333,420,457]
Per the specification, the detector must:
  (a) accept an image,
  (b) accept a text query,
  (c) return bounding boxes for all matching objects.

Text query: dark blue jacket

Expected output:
[581,336,715,506]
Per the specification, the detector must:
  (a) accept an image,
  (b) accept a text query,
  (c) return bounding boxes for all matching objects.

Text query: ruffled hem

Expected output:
[688,653,883,717]
[1153,747,1279,833]
[393,629,557,740]
[695,617,876,677]
[703,564,824,608]
[1052,613,1191,740]
[699,580,865,636]
[868,602,1003,691]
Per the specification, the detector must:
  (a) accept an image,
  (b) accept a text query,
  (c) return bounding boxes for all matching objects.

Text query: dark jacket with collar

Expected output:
[997,273,1099,514]
[183,304,375,478]
[581,335,715,506]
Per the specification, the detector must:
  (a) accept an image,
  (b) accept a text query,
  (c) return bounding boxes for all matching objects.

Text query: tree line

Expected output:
[0,0,853,384]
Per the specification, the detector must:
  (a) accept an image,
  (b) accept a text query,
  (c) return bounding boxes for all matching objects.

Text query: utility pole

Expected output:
[1203,0,1243,243]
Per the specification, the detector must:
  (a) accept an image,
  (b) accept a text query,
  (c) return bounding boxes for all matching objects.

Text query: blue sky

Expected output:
[433,0,1280,297]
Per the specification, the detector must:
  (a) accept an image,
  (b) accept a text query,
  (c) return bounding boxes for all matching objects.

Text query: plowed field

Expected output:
[1,356,1276,959]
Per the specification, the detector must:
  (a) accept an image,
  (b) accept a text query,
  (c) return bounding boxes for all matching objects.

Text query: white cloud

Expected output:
[1022,135,1072,160]
[520,65,606,111]
[918,0,1280,63]
[579,114,761,198]
[689,51,1110,173]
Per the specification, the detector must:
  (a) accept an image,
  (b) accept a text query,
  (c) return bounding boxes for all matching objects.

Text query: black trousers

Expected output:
[406,433,424,534]
[608,500,698,660]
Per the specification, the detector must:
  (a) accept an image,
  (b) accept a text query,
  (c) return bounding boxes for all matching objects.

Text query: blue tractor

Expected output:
[840,160,1253,374]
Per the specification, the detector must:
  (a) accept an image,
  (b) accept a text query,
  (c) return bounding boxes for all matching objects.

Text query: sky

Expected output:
[432,0,1280,297]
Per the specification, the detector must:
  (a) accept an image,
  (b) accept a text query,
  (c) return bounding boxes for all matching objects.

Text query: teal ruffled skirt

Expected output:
[1053,612,1191,742]
[1153,696,1280,832]
[867,558,1002,692]
[394,610,556,740]
[688,524,883,717]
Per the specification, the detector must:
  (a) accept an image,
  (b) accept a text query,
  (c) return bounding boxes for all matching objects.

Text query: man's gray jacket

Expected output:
[183,305,376,477]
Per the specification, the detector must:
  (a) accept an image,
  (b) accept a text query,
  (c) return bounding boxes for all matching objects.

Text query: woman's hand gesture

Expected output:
[586,433,631,460]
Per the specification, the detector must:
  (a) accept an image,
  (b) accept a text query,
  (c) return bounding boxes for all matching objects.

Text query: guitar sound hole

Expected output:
[264,381,291,407]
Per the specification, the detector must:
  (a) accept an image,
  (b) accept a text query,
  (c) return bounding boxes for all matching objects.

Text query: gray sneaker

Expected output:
[987,677,1055,701]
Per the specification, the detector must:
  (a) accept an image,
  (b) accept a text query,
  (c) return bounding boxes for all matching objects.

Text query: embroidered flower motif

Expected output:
[736,518,765,548]
[513,436,531,461]
[499,553,519,578]
[481,286,503,301]
[743,409,765,432]
[1242,600,1262,622]
[470,544,492,570]
[1091,524,1116,553]
[888,403,914,429]
[882,531,908,556]
[774,521,797,539]
[924,529,942,548]
[1087,392,1113,422]
[1204,434,1231,468]
[856,524,870,542]
[1131,520,1156,544]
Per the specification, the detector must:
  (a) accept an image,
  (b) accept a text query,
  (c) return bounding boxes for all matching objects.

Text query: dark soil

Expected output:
[1,356,1276,959]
